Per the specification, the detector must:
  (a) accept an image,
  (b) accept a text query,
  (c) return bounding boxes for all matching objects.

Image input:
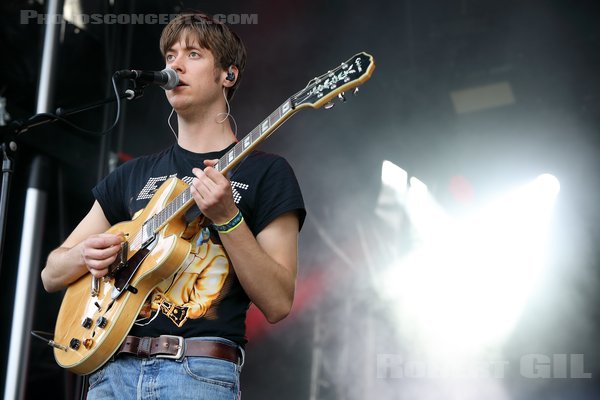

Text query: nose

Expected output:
[169,55,185,73]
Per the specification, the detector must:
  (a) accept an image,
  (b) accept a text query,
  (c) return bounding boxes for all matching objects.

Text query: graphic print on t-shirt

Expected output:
[135,175,249,204]
[135,175,248,328]
[139,225,230,327]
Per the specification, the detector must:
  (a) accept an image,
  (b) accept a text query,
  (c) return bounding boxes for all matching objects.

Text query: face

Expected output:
[164,32,226,113]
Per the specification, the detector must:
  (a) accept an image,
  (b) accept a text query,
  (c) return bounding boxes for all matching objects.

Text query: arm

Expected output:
[41,200,123,293]
[218,212,299,323]
[191,162,299,323]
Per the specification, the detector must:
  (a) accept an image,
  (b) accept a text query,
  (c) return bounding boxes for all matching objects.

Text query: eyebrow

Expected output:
[166,43,205,53]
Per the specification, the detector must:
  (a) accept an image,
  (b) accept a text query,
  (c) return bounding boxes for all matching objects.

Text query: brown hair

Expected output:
[160,13,247,100]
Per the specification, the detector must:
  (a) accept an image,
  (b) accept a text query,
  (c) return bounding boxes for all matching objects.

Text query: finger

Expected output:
[83,244,122,261]
[203,165,228,184]
[88,234,124,247]
[88,254,117,269]
[87,254,117,274]
[203,159,218,167]
[189,182,206,207]
[192,168,217,192]
[89,266,111,278]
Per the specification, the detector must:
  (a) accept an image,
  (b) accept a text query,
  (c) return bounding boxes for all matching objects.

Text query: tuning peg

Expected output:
[305,77,320,89]
[353,87,360,96]
[324,101,335,110]
[338,92,347,102]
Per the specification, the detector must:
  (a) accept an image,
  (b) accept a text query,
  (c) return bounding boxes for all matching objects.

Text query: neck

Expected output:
[175,105,237,153]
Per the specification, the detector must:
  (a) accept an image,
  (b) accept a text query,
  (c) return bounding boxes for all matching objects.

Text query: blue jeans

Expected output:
[87,338,242,400]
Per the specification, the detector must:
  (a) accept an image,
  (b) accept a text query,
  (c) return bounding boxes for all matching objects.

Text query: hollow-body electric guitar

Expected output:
[52,52,375,375]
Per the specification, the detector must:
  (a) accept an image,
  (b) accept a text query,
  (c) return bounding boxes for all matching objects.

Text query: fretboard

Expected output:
[149,97,295,233]
[214,98,294,174]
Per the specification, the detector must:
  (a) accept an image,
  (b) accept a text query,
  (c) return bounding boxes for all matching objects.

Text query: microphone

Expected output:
[114,68,179,90]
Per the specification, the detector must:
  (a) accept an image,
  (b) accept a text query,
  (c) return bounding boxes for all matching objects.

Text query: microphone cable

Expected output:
[11,74,125,137]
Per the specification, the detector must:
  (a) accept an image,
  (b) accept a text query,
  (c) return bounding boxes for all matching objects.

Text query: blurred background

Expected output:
[0,0,599,399]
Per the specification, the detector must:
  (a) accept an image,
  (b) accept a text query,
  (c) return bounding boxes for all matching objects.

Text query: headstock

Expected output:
[291,52,375,110]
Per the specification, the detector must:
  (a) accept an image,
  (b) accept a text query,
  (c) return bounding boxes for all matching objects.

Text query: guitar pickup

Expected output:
[110,241,129,274]
[141,220,156,247]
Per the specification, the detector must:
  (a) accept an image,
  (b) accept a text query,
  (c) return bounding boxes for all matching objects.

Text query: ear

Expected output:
[222,65,239,87]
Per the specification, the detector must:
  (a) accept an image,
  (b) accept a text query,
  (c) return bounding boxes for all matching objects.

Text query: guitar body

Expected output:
[54,177,193,375]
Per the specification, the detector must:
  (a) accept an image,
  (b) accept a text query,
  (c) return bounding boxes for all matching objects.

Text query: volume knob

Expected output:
[81,317,93,329]
[96,316,108,329]
[69,338,81,350]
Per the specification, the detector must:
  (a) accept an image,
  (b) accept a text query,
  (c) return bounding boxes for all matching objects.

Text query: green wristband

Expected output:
[212,210,244,233]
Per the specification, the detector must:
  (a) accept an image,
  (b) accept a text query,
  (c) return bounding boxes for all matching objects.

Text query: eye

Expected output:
[189,51,200,58]
[165,54,175,62]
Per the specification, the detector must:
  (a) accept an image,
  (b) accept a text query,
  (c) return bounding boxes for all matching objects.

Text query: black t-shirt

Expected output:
[92,143,305,345]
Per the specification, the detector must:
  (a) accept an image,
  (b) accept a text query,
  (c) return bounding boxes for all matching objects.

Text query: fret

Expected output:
[221,158,229,171]
[221,153,230,169]
[243,134,251,149]
[268,110,278,126]
[260,119,269,133]
[275,105,283,118]
[250,127,261,143]
[217,154,226,171]
[235,142,243,157]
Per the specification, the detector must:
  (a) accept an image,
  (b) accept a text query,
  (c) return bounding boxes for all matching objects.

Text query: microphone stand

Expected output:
[0,86,144,276]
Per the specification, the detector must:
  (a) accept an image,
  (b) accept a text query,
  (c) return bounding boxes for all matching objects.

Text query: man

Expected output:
[41,13,305,399]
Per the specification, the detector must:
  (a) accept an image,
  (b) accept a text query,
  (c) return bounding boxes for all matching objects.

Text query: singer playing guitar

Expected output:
[42,13,305,399]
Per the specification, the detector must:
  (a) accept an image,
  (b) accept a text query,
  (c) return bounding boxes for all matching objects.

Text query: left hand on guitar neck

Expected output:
[190,159,239,225]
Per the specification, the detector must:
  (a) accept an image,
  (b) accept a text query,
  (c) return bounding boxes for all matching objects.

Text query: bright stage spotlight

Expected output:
[377,163,561,358]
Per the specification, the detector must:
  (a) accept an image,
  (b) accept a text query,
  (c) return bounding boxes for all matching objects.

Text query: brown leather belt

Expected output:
[115,335,240,363]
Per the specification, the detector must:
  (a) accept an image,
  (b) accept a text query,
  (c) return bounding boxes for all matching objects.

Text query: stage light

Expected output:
[63,0,85,30]
[381,160,408,192]
[377,162,560,358]
[375,161,409,228]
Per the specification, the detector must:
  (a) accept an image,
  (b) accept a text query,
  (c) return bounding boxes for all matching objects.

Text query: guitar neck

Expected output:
[152,98,297,231]
[214,98,294,174]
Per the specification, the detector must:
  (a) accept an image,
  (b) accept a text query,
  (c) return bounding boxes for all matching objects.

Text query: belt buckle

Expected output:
[156,335,185,361]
